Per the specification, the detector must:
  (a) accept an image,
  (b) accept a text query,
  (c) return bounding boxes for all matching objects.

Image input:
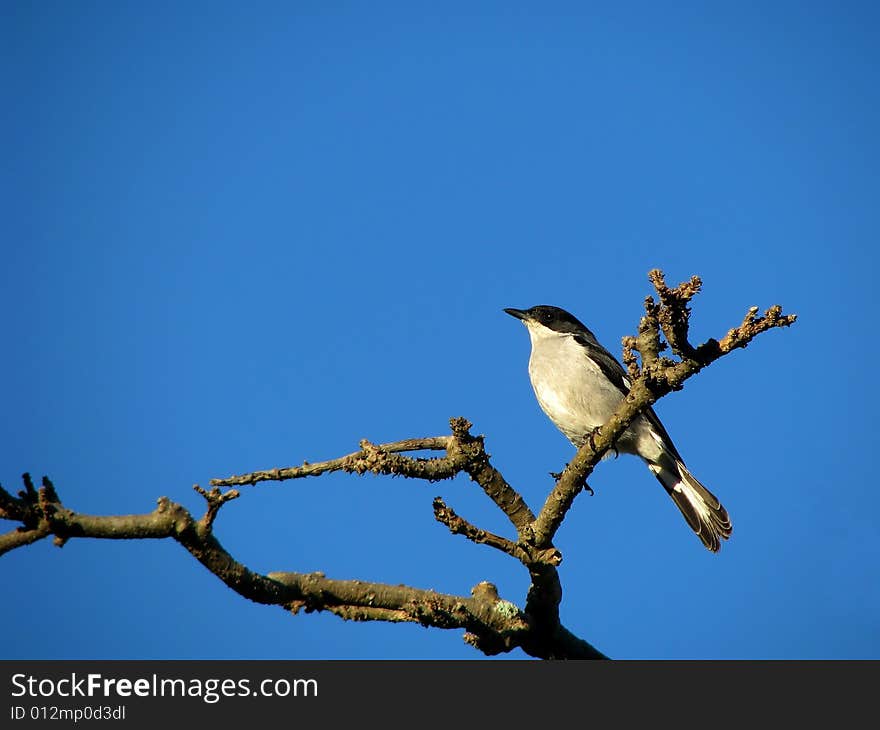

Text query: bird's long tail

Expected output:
[648,457,732,552]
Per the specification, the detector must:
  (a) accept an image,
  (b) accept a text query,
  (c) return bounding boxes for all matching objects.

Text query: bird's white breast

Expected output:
[525,326,625,444]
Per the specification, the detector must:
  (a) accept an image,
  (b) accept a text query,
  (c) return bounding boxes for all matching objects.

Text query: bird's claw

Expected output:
[583,426,619,458]
[550,471,593,495]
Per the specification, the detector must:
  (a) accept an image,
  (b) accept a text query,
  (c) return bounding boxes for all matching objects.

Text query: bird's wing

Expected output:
[572,332,632,395]
[573,332,684,462]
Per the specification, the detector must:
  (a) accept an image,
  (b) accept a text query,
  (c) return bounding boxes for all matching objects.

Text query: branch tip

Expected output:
[21,472,37,500]
[471,581,500,602]
[449,417,473,439]
[194,484,240,529]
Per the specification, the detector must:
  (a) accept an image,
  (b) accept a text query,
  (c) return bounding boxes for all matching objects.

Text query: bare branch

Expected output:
[210,436,453,487]
[648,268,701,357]
[0,476,570,657]
[0,525,51,555]
[445,418,537,534]
[621,335,641,380]
[0,475,37,525]
[714,304,797,354]
[432,496,536,563]
[211,418,537,538]
[267,572,529,654]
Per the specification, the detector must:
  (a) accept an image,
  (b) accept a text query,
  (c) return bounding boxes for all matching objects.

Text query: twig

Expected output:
[211,436,453,487]
[432,497,534,563]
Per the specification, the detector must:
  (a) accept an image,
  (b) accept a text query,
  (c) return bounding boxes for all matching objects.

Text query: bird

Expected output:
[504,304,731,552]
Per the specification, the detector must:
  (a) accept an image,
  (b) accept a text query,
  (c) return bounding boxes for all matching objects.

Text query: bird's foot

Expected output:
[583,426,602,452]
[583,483,594,496]
[549,470,563,480]
[583,426,618,458]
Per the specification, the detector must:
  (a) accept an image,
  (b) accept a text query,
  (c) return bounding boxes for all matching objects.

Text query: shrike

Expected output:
[505,304,731,552]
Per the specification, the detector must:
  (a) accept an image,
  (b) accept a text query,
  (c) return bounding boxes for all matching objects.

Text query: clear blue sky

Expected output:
[3,1,877,659]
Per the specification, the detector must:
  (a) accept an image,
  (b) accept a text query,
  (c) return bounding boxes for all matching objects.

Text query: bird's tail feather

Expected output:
[649,458,732,553]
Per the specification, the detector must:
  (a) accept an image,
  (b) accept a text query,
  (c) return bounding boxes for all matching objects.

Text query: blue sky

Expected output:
[2,1,877,659]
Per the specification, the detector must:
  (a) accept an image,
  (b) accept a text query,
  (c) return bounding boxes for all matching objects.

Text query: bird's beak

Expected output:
[504,308,528,321]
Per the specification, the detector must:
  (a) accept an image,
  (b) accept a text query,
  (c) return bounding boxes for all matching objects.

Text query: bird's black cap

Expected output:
[504,305,591,336]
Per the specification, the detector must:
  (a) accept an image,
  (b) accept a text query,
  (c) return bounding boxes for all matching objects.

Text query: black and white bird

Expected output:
[505,304,731,552]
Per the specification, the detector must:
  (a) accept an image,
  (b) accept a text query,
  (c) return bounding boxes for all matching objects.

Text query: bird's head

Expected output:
[504,305,592,339]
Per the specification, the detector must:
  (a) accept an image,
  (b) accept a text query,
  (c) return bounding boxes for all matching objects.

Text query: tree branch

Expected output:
[432,496,549,564]
[211,418,537,536]
[211,436,454,487]
[3,270,795,661]
[0,474,542,655]
[267,572,529,654]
